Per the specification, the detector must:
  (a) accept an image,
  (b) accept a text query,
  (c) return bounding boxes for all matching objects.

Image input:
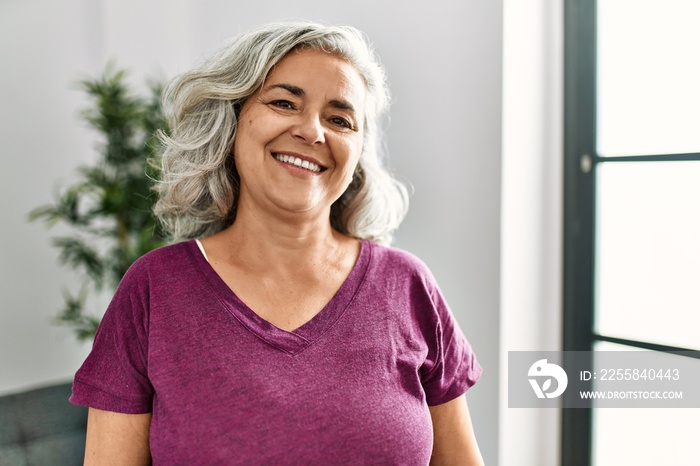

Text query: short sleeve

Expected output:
[419,280,482,406]
[69,259,154,414]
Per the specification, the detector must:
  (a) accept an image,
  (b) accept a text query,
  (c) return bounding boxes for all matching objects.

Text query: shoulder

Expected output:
[365,241,444,300]
[134,240,195,265]
[105,240,203,316]
[367,240,437,282]
[118,240,199,287]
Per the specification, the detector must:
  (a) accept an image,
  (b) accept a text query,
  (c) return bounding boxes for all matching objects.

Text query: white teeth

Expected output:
[274,154,321,172]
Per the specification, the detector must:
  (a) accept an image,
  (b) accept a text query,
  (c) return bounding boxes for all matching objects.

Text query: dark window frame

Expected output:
[562,1,596,464]
[561,0,700,466]
[562,1,700,465]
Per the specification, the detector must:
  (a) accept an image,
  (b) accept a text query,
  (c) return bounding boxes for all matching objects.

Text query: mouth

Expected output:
[273,153,325,173]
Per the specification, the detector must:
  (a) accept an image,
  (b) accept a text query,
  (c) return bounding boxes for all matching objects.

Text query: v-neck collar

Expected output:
[186,238,372,355]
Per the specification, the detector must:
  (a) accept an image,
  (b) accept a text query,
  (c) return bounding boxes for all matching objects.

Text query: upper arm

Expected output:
[429,395,484,466]
[84,407,152,466]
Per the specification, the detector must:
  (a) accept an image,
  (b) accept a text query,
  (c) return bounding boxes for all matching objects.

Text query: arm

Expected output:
[429,395,484,466]
[84,407,152,466]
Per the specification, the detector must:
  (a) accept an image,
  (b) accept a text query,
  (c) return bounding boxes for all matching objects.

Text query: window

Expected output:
[563,1,700,464]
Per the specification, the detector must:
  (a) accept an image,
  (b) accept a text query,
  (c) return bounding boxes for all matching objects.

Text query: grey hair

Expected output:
[154,20,409,245]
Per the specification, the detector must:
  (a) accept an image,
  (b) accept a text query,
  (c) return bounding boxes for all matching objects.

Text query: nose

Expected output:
[291,111,325,145]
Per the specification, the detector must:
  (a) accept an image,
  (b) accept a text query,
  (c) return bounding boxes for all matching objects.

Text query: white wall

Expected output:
[0,0,502,464]
[1,0,101,398]
[500,1,563,465]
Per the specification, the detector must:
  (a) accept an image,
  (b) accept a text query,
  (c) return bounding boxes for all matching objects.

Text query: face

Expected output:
[232,48,367,222]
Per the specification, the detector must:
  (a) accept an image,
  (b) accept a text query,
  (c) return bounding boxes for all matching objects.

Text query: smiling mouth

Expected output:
[273,153,324,173]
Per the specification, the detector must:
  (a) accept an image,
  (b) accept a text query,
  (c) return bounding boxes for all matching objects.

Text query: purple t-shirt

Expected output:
[71,239,481,465]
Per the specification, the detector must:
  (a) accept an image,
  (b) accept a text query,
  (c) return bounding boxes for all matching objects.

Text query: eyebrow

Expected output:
[265,83,357,115]
[267,83,304,96]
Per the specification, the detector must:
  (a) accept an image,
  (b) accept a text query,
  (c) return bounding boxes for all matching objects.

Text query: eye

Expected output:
[269,100,295,110]
[329,116,352,129]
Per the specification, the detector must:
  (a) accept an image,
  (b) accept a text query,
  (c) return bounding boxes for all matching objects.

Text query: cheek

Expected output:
[235,111,290,153]
[233,116,263,154]
[335,145,360,179]
[348,141,364,172]
[341,133,364,163]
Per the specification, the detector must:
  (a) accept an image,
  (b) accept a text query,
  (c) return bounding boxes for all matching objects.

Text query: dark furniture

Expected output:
[0,382,86,466]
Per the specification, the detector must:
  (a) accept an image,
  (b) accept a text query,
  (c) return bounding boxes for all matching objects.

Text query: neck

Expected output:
[211,200,351,274]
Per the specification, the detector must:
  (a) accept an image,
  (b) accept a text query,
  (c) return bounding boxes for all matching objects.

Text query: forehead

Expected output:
[263,49,367,109]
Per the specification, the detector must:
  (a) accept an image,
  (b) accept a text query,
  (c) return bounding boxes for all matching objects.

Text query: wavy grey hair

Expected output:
[154,20,409,245]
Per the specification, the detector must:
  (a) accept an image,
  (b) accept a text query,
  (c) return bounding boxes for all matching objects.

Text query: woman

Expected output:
[71,21,484,465]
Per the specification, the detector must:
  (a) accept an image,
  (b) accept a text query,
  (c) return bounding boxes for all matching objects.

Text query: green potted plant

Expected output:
[30,66,168,341]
